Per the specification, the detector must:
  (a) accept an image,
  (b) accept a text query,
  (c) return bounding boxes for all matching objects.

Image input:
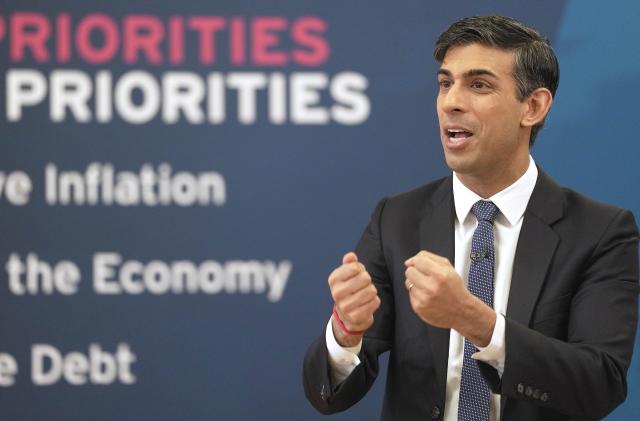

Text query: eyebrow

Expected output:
[438,68,499,79]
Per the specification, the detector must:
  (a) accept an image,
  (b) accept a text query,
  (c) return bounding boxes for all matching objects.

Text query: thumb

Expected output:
[342,252,358,265]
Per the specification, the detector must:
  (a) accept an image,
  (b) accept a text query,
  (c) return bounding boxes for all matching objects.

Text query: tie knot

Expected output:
[472,200,499,223]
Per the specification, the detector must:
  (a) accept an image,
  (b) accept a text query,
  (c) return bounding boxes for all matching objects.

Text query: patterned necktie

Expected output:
[458,200,500,421]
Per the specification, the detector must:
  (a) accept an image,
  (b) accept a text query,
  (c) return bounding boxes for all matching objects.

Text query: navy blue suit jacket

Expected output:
[303,170,639,421]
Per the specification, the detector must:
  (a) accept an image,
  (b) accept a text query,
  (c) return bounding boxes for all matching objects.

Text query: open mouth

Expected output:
[446,129,473,143]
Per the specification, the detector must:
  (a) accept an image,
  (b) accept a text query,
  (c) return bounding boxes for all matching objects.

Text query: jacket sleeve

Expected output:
[303,198,394,414]
[481,209,639,419]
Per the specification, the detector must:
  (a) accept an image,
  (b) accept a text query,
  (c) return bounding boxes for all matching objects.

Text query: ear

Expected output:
[521,87,553,129]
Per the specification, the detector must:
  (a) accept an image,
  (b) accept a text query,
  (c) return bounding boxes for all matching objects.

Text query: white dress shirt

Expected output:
[326,156,539,421]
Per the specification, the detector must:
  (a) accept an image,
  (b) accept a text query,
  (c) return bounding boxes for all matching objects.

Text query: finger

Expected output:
[405,250,429,265]
[404,277,416,291]
[411,254,446,277]
[339,283,378,313]
[332,271,373,302]
[405,251,427,267]
[342,252,358,265]
[408,286,427,311]
[343,296,381,327]
[351,296,381,320]
[404,266,427,284]
[409,287,430,307]
[405,268,437,295]
[343,252,366,273]
[328,262,364,287]
[405,250,441,267]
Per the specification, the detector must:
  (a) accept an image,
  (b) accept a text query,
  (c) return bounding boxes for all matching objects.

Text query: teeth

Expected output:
[447,128,472,142]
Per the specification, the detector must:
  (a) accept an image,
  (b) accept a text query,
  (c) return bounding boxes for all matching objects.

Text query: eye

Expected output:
[438,79,452,89]
[471,80,490,90]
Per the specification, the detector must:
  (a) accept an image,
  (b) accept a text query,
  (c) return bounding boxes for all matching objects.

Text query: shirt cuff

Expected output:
[471,312,506,377]
[325,316,362,386]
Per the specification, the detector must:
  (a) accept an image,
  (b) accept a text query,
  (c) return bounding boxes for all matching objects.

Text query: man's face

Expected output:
[437,43,530,181]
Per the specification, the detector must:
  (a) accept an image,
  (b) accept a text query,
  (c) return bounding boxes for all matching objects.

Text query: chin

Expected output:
[445,158,484,178]
[443,154,465,173]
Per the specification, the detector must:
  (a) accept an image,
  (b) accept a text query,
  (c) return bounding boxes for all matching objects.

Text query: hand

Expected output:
[404,250,495,347]
[328,252,381,347]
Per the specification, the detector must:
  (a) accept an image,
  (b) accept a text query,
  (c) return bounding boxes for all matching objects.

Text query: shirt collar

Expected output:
[452,155,538,226]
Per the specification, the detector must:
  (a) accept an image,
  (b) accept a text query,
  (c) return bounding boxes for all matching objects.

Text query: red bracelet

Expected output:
[333,304,365,336]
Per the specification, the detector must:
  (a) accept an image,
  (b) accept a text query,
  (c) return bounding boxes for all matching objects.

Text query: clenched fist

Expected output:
[404,250,495,347]
[328,252,381,347]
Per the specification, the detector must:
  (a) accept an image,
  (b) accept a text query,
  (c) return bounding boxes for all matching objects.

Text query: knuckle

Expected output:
[365,306,375,320]
[426,284,437,296]
[331,292,341,304]
[339,264,352,277]
[409,297,417,310]
[349,306,360,318]
[358,275,371,290]
[365,290,376,302]
[327,272,336,286]
[348,266,361,279]
[329,266,346,285]
[330,290,338,302]
[342,305,354,317]
[332,287,346,302]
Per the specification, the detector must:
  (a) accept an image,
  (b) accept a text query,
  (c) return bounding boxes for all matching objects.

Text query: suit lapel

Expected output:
[419,177,455,395]
[506,169,564,326]
[415,170,565,415]
[501,169,564,419]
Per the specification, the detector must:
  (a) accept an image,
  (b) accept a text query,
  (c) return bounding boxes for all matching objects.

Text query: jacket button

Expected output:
[517,383,524,394]
[431,405,441,419]
[533,389,541,399]
[540,392,549,402]
[525,386,533,397]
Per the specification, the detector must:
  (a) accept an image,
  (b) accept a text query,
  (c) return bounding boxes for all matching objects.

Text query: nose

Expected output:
[438,83,467,114]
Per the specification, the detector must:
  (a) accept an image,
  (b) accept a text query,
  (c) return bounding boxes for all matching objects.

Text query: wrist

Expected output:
[457,295,496,348]
[332,318,363,348]
[332,305,365,336]
[331,311,364,348]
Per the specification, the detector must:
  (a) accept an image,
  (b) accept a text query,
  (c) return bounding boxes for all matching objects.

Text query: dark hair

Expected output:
[434,16,559,146]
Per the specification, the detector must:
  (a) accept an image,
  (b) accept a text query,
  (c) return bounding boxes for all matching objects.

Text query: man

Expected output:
[303,16,639,421]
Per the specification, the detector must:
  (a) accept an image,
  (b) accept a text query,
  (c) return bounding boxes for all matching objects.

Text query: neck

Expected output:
[457,154,530,198]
